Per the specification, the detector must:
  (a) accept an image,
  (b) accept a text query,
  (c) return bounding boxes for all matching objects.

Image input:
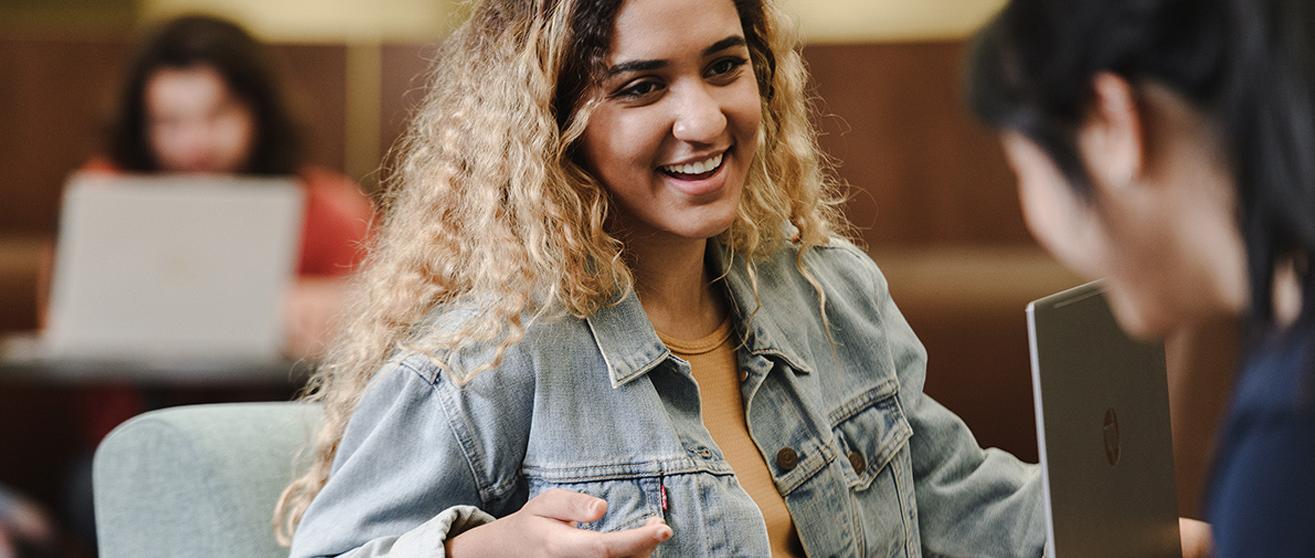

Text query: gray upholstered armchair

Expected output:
[93,402,322,558]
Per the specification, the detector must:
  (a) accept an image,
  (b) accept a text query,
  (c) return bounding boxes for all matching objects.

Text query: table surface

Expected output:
[0,333,310,385]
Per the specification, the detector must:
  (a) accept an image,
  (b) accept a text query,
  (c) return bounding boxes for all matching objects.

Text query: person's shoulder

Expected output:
[399,301,594,387]
[758,236,887,291]
[79,156,123,174]
[297,165,374,212]
[805,236,876,267]
[298,166,364,195]
[359,334,540,420]
[1232,327,1315,417]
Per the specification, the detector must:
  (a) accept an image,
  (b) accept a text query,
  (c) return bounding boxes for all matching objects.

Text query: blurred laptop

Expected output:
[44,172,303,364]
[1027,281,1181,557]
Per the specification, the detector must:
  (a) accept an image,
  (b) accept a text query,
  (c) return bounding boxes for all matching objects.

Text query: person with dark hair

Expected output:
[60,14,374,357]
[968,0,1315,555]
[102,14,301,176]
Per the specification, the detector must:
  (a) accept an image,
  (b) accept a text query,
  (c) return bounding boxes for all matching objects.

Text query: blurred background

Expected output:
[0,1,1231,556]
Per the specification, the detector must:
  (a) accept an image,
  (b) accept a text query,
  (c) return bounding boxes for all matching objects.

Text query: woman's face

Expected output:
[144,64,257,174]
[577,0,762,241]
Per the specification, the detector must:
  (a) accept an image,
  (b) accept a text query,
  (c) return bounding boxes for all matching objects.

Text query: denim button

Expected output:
[697,448,713,459]
[776,447,799,471]
[739,369,750,382]
[848,451,866,474]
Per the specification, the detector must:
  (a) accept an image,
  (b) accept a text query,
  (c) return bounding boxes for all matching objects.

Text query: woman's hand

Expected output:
[1180,517,1213,558]
[445,489,672,558]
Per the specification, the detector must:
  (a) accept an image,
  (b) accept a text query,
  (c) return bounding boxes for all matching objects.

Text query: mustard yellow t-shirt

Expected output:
[658,318,804,557]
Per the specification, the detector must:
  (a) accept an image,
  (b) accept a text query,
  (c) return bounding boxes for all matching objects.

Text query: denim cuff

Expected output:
[427,505,497,557]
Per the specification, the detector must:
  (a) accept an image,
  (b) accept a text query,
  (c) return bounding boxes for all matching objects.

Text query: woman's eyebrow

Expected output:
[607,59,665,77]
[703,35,746,56]
[605,35,748,77]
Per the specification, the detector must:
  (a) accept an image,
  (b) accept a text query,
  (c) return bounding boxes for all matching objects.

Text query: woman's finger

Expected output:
[522,488,607,524]
[564,518,671,558]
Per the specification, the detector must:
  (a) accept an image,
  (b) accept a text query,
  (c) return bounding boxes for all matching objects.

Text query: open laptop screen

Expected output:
[1028,281,1181,557]
[46,172,303,364]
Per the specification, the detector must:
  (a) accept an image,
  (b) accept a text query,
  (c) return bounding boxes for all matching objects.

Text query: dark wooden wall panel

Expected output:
[805,42,1029,247]
[379,43,436,168]
[0,39,130,235]
[276,45,349,173]
[0,38,347,238]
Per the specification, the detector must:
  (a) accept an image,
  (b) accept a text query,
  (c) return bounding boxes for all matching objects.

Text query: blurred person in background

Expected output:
[970,0,1315,555]
[34,14,374,551]
[41,14,374,360]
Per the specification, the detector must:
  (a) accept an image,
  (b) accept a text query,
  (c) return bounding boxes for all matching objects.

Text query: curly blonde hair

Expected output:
[274,0,846,541]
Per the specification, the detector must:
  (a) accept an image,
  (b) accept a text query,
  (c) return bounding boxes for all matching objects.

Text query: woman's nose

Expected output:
[671,84,728,144]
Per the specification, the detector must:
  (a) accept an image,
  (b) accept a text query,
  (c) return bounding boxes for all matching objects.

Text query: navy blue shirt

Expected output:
[1208,328,1315,557]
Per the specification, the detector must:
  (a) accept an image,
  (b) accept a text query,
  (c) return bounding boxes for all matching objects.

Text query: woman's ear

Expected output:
[1078,72,1146,191]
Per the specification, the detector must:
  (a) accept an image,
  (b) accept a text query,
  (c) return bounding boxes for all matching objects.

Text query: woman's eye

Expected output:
[616,80,662,99]
[707,56,749,78]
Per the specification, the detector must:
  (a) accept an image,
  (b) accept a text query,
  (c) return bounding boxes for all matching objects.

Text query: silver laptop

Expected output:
[45,172,303,364]
[1028,281,1181,557]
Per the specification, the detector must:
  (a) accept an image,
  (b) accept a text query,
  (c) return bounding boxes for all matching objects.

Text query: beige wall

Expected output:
[783,0,1006,43]
[3,0,1008,42]
[137,0,458,42]
[135,0,1006,43]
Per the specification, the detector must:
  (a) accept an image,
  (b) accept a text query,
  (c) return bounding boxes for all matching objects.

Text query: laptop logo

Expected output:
[1103,408,1121,466]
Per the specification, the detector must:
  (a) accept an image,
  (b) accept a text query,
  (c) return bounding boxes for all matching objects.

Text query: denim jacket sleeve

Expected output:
[288,356,505,558]
[866,252,1046,557]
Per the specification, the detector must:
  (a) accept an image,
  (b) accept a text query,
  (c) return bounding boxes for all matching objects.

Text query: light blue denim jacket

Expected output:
[290,239,1044,557]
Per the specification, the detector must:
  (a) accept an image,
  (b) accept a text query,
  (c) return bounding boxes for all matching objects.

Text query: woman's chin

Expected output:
[672,218,735,241]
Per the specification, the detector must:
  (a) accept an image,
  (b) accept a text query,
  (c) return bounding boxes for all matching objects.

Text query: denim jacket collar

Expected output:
[586,241,815,389]
[585,291,672,389]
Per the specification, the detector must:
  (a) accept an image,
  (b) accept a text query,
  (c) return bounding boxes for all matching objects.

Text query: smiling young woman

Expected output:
[277,1,1045,556]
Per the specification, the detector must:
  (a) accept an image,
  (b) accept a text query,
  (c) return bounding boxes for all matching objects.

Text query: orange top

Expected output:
[80,158,373,277]
[658,319,804,557]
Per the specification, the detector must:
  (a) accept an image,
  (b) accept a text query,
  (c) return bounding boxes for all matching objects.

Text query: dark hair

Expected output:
[967,0,1315,328]
[106,15,301,175]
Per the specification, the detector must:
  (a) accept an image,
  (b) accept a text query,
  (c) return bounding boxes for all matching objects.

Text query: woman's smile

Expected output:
[657,147,732,197]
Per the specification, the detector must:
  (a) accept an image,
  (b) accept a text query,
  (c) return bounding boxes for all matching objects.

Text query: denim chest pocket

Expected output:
[829,378,913,491]
[524,474,665,533]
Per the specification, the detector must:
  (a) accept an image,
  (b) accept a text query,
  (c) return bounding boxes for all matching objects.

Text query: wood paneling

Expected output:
[378,43,437,179]
[806,42,1029,247]
[0,39,131,235]
[276,45,349,173]
[0,38,347,237]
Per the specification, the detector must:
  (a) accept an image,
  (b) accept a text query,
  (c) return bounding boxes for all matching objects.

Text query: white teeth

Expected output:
[662,153,724,175]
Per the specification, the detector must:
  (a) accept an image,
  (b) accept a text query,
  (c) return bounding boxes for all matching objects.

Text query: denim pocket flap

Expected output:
[829,380,912,491]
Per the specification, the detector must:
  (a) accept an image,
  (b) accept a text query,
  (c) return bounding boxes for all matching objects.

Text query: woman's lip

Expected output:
[658,151,729,197]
